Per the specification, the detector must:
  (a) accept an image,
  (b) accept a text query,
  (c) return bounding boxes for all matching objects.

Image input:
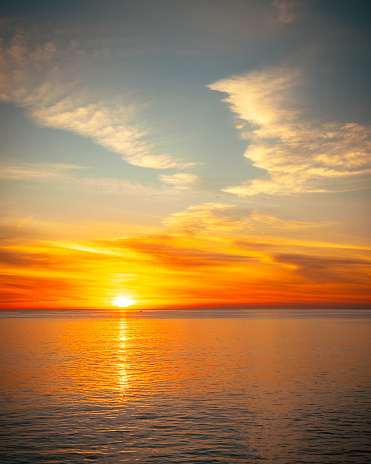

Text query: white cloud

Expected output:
[0,22,195,170]
[0,162,178,197]
[159,173,200,189]
[0,163,83,181]
[208,67,371,195]
[31,99,195,169]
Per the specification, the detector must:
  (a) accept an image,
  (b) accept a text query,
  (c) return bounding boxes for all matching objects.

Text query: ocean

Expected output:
[0,309,370,463]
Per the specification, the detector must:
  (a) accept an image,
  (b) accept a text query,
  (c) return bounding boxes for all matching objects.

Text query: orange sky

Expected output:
[1,204,370,309]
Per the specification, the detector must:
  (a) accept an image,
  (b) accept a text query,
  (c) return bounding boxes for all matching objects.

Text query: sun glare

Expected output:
[111,296,136,308]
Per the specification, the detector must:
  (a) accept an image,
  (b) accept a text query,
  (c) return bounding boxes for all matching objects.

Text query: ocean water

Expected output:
[0,309,370,463]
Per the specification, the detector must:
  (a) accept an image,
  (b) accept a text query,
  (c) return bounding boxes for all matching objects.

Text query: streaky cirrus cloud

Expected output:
[0,21,196,170]
[31,99,196,169]
[208,67,371,195]
[0,163,84,181]
[272,252,371,284]
[163,202,334,235]
[0,162,180,197]
[158,173,200,190]
[118,236,252,269]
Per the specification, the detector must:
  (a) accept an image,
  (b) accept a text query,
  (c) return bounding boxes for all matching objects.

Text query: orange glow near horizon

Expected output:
[1,221,370,310]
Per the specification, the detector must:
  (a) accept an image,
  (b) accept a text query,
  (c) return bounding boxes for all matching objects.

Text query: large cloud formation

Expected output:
[209,67,371,195]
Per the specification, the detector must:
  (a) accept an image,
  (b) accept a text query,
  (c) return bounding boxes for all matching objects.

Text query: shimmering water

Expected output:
[0,309,370,463]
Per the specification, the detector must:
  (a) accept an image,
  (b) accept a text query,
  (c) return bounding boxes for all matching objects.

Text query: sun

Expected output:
[111,296,136,308]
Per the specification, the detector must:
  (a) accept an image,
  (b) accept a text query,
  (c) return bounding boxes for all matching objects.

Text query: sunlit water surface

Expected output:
[0,309,370,463]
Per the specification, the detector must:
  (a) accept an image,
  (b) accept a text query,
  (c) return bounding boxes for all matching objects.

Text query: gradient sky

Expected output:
[1,0,370,309]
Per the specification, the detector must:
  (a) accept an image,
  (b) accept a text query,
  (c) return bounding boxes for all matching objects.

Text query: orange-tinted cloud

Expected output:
[110,236,256,268]
[1,205,370,310]
[208,67,371,195]
[164,202,334,236]
[272,253,371,284]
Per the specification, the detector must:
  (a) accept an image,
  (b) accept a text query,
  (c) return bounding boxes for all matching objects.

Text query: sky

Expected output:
[0,0,370,309]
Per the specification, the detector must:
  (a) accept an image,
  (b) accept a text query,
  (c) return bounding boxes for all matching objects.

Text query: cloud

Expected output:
[0,162,179,197]
[163,202,332,235]
[270,0,299,24]
[208,67,371,195]
[163,203,246,234]
[74,213,371,292]
[0,249,49,267]
[0,21,195,170]
[0,273,75,305]
[31,99,196,169]
[0,163,84,181]
[158,173,200,189]
[120,236,251,268]
[272,253,371,284]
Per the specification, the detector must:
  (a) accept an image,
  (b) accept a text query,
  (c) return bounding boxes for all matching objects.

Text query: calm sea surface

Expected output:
[0,309,370,463]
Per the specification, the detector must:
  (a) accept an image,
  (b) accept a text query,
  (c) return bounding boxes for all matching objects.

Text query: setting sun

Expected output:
[111,296,136,308]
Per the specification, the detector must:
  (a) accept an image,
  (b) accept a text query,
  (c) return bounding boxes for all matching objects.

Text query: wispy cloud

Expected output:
[0,162,179,197]
[163,203,245,235]
[0,163,84,181]
[31,99,196,169]
[209,67,371,195]
[0,21,195,170]
[163,202,333,235]
[158,173,200,189]
[120,236,251,268]
[272,253,371,284]
[269,0,299,24]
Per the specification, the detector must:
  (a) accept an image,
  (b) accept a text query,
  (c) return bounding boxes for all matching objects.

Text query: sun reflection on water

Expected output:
[116,320,130,397]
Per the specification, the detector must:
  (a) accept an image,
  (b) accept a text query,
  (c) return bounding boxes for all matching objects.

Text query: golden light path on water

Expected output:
[117,320,129,396]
